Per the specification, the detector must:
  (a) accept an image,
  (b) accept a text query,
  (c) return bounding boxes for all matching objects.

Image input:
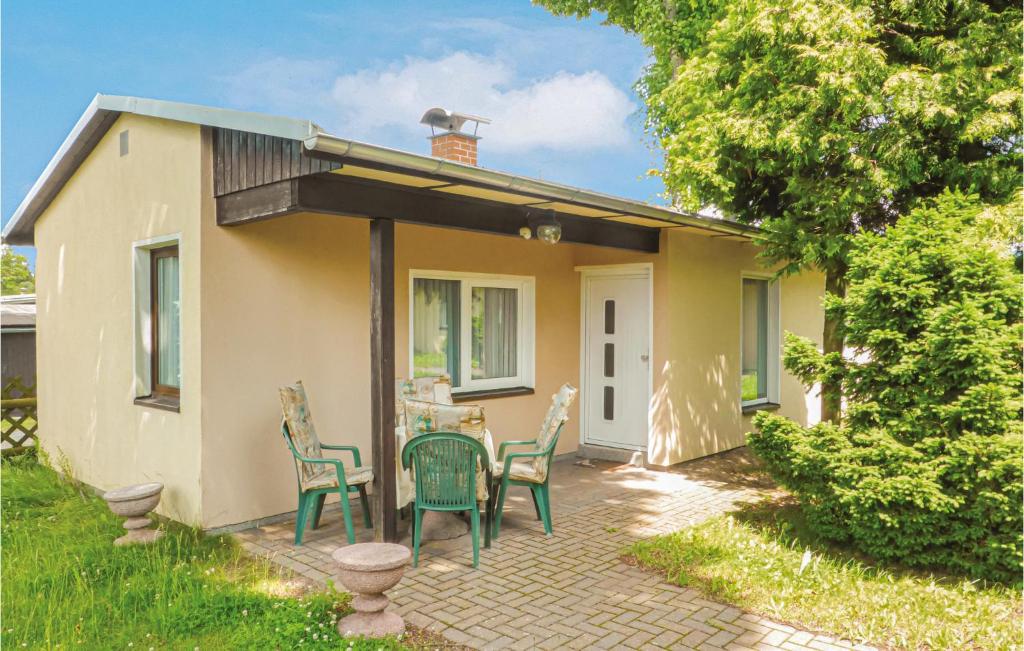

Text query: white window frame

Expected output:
[132,234,181,400]
[409,270,535,393]
[740,272,781,407]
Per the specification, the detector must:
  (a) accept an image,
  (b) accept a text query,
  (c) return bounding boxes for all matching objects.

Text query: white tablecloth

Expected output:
[395,426,496,508]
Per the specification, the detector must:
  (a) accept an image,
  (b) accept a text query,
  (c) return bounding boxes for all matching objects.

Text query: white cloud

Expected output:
[330,52,634,152]
[225,56,336,115]
[230,51,635,153]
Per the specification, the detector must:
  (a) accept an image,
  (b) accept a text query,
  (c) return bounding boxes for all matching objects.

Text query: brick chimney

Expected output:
[420,108,491,167]
[430,132,480,166]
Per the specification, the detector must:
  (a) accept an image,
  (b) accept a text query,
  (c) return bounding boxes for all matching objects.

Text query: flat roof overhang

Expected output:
[4,94,759,247]
[216,172,664,253]
[213,128,757,254]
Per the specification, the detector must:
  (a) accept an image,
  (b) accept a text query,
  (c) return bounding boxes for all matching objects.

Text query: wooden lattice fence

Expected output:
[2,377,37,457]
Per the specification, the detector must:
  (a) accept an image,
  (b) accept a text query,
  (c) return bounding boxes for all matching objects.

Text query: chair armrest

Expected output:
[497,439,537,461]
[501,449,546,477]
[320,444,362,466]
[290,454,349,485]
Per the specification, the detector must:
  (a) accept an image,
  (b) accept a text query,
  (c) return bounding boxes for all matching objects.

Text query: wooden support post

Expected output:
[369,217,398,542]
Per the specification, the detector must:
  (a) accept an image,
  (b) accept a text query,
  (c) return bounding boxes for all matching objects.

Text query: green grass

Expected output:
[412,352,447,376]
[628,499,1022,650]
[1,454,408,650]
[741,372,758,402]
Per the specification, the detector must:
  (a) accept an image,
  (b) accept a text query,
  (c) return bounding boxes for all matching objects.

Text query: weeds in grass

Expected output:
[1,455,406,649]
[628,499,1023,650]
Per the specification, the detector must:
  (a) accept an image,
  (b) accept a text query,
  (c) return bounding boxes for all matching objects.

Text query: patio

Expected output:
[236,451,874,650]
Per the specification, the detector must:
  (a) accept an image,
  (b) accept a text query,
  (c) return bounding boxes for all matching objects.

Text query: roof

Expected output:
[1,294,36,329]
[3,94,758,245]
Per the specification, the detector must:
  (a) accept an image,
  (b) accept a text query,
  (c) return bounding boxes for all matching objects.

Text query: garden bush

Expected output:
[749,191,1022,584]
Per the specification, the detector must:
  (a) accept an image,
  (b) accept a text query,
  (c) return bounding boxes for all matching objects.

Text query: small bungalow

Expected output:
[3,95,823,538]
[1,293,37,387]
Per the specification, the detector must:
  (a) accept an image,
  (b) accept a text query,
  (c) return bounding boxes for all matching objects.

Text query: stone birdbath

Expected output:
[103,482,165,546]
[332,543,410,638]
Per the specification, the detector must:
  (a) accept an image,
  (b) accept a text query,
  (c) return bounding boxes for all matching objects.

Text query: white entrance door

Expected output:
[582,269,650,450]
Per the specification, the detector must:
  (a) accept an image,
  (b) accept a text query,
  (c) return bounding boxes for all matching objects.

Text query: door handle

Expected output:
[640,353,649,362]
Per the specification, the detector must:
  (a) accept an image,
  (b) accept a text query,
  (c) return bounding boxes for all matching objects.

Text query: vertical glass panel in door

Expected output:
[413,278,461,384]
[156,255,181,388]
[741,278,768,402]
[471,287,518,379]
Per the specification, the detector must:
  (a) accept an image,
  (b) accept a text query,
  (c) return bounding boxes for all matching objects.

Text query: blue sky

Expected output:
[3,1,665,266]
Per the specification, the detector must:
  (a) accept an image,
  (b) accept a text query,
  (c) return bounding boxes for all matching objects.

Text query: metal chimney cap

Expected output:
[420,107,491,135]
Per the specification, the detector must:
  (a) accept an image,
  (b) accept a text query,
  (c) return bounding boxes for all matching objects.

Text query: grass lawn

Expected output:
[628,498,1022,650]
[1,454,413,650]
[740,372,758,402]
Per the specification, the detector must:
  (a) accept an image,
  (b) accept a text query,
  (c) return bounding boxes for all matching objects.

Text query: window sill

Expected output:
[452,387,534,403]
[134,395,180,413]
[742,401,780,415]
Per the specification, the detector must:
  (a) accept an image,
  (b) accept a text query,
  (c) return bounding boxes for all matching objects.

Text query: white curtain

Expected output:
[471,287,517,380]
[156,255,181,388]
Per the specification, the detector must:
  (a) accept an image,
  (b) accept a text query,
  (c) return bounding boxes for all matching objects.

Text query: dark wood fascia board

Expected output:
[216,173,660,253]
[215,178,300,226]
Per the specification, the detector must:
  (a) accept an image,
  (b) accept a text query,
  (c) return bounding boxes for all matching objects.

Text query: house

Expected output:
[1,293,37,387]
[3,95,824,536]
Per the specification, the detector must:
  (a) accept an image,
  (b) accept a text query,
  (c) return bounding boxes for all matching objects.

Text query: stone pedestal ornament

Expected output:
[332,543,411,638]
[102,482,165,546]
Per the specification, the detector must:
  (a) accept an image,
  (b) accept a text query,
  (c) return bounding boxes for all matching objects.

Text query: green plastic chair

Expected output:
[401,432,492,568]
[279,381,372,546]
[280,421,373,545]
[492,383,577,539]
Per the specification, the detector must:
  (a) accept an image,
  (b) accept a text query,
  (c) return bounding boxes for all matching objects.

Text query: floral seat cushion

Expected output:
[404,398,489,501]
[280,380,374,492]
[530,384,579,483]
[303,465,374,491]
[494,459,544,483]
[395,375,453,426]
[279,381,327,489]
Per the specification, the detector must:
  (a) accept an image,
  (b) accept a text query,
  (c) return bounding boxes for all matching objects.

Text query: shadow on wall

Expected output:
[648,351,756,465]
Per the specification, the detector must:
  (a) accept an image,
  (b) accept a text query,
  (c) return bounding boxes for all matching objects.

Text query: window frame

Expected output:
[150,245,181,399]
[132,234,182,410]
[409,270,535,394]
[740,272,781,408]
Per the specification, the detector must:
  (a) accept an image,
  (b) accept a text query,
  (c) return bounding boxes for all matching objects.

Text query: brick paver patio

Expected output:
[236,450,875,650]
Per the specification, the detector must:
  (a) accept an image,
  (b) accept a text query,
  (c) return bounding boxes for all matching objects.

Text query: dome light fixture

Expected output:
[526,209,562,245]
[537,222,562,245]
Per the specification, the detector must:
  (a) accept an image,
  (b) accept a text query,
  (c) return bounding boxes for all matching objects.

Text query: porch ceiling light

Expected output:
[527,209,561,245]
[537,222,561,245]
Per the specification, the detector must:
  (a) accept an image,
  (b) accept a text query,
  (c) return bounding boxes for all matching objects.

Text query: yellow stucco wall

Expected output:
[648,230,823,466]
[33,114,204,524]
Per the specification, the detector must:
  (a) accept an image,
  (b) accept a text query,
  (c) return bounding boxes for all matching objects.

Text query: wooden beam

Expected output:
[216,178,298,225]
[369,217,398,543]
[216,173,660,253]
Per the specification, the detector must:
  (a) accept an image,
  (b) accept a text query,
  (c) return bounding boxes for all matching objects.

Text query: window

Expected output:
[133,237,181,409]
[151,246,181,397]
[411,271,534,393]
[741,276,780,406]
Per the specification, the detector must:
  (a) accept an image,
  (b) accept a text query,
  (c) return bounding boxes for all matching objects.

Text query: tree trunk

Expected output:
[821,270,846,424]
